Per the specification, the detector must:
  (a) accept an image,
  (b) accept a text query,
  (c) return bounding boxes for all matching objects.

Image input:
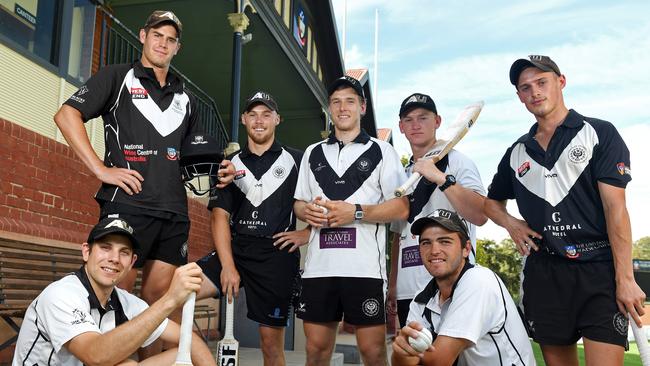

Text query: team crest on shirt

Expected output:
[362,298,380,317]
[616,162,631,176]
[191,135,208,145]
[517,161,531,177]
[166,147,178,160]
[70,308,94,325]
[357,157,372,172]
[564,245,579,259]
[273,166,286,179]
[567,145,588,164]
[613,312,628,335]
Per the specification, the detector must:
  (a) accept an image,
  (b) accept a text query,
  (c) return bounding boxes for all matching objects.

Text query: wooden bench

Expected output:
[0,239,83,349]
[0,238,218,350]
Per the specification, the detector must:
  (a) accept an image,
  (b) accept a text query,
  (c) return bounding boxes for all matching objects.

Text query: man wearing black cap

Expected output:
[195,91,307,365]
[294,76,409,365]
[53,9,234,348]
[485,55,645,365]
[387,93,487,328]
[391,209,534,366]
[12,218,215,366]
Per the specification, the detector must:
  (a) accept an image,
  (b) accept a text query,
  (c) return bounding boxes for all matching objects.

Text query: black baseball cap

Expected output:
[87,217,139,249]
[509,55,561,85]
[399,93,438,118]
[328,76,365,98]
[244,91,279,112]
[411,209,469,241]
[144,10,183,38]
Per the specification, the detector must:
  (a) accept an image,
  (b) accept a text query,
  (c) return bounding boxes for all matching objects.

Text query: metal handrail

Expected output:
[95,5,229,149]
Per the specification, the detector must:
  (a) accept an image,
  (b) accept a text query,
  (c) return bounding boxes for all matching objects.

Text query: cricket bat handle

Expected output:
[173,291,196,365]
[631,314,650,366]
[395,172,421,197]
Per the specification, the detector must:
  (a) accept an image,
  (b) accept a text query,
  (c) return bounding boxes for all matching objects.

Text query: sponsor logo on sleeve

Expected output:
[616,162,631,176]
[234,170,246,180]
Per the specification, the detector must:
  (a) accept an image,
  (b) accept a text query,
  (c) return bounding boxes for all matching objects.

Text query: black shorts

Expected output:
[522,252,628,348]
[397,299,411,328]
[98,211,189,268]
[296,277,386,326]
[197,236,300,327]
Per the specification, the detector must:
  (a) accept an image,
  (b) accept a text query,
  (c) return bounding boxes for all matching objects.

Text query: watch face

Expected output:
[355,211,364,219]
[447,175,456,184]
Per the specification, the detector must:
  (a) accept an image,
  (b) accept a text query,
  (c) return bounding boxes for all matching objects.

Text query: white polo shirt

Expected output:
[13,269,167,366]
[294,130,407,279]
[392,149,485,300]
[407,264,535,366]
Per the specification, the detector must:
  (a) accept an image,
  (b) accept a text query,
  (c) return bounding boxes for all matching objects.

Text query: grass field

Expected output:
[531,341,643,365]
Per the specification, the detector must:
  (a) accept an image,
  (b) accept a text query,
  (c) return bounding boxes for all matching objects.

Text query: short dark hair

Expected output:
[419,221,470,249]
[328,84,366,104]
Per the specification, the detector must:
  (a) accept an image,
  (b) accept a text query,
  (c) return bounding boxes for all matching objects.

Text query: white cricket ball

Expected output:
[316,204,328,214]
[408,327,433,353]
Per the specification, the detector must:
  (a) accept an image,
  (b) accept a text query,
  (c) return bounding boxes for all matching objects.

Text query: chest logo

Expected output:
[357,157,372,172]
[568,145,587,164]
[273,166,286,179]
[130,87,148,99]
[517,161,531,177]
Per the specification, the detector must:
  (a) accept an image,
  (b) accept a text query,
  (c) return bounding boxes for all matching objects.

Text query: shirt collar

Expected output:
[239,140,282,158]
[521,109,583,144]
[414,260,474,304]
[326,129,371,145]
[133,61,183,93]
[74,266,123,316]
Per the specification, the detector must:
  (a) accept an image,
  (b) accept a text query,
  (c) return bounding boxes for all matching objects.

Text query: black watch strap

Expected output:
[439,174,456,192]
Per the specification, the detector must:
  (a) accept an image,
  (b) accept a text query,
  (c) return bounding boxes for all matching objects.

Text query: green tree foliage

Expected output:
[633,236,650,260]
[476,238,523,299]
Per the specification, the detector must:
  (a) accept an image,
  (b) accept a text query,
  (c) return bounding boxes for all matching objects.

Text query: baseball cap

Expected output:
[411,209,469,241]
[509,55,561,85]
[244,91,279,113]
[144,10,183,38]
[328,76,365,98]
[399,93,437,118]
[87,217,139,249]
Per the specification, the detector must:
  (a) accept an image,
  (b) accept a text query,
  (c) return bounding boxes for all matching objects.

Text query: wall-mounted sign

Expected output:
[292,1,307,51]
[15,3,37,26]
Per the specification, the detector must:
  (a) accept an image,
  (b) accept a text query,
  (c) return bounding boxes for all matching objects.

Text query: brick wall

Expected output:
[0,118,213,259]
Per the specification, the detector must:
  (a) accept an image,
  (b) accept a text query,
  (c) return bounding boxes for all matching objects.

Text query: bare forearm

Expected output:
[211,210,235,268]
[443,186,487,225]
[363,197,409,223]
[54,105,104,176]
[484,199,512,228]
[294,200,308,222]
[604,199,634,281]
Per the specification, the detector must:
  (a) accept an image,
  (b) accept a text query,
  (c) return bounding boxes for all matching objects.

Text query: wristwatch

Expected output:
[439,174,456,192]
[354,204,364,221]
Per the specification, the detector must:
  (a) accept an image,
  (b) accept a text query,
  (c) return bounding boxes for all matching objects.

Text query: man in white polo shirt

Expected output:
[392,209,534,366]
[12,217,215,366]
[293,76,409,365]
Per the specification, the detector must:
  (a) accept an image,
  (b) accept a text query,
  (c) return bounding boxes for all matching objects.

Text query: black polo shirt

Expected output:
[64,61,199,216]
[208,141,303,238]
[488,109,632,261]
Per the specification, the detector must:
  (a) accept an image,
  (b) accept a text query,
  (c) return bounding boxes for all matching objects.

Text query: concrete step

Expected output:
[209,345,344,366]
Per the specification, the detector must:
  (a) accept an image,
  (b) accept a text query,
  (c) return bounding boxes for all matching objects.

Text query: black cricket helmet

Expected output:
[180,133,223,195]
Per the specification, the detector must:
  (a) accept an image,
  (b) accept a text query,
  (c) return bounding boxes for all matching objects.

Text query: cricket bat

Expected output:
[217,298,239,366]
[173,291,196,366]
[394,101,484,197]
[631,314,650,365]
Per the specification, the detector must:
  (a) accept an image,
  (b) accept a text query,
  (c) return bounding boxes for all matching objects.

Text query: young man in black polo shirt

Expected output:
[485,55,645,366]
[294,76,409,365]
[53,10,234,352]
[195,91,308,365]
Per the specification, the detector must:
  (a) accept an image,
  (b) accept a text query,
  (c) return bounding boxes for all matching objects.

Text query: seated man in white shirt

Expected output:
[392,209,535,366]
[12,217,215,366]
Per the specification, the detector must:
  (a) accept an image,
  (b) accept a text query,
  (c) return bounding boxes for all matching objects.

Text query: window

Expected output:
[67,0,94,82]
[0,0,61,65]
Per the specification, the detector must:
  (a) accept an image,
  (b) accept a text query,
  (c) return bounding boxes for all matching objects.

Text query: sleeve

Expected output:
[294,145,315,202]
[406,300,427,327]
[449,150,486,196]
[486,147,515,201]
[120,292,169,347]
[35,285,100,352]
[207,180,236,212]
[437,268,505,344]
[378,143,408,200]
[64,65,120,122]
[591,122,631,188]
[390,220,406,234]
